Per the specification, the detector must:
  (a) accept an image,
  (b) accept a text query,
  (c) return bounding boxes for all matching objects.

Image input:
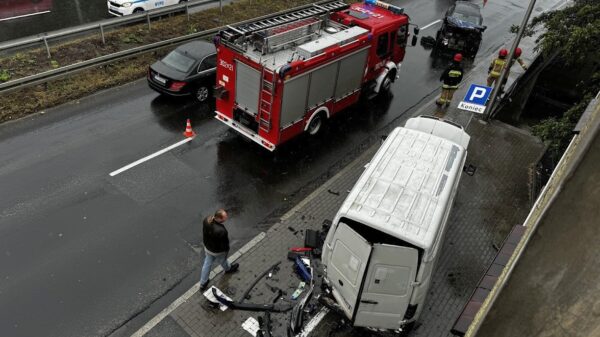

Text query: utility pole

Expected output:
[484,0,537,121]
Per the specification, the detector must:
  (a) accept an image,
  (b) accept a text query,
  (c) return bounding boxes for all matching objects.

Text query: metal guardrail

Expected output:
[0,0,333,94]
[0,28,219,94]
[0,0,218,57]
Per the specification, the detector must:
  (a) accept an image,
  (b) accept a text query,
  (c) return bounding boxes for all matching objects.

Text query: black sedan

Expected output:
[147,40,216,102]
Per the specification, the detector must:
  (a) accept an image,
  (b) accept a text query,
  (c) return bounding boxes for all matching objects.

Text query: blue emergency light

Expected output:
[365,0,404,14]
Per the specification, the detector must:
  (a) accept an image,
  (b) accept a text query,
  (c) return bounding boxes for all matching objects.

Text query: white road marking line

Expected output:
[297,308,330,337]
[130,232,266,337]
[130,282,200,337]
[0,10,51,22]
[109,137,194,177]
[421,19,441,31]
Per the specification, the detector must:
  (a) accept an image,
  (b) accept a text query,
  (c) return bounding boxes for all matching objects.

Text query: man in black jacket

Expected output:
[200,209,239,291]
[436,53,464,106]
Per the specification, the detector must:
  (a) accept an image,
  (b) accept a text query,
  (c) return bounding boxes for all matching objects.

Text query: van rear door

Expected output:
[327,222,372,320]
[354,244,419,329]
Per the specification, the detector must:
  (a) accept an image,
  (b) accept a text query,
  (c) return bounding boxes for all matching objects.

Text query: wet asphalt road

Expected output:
[0,0,108,42]
[0,0,564,336]
[0,0,228,43]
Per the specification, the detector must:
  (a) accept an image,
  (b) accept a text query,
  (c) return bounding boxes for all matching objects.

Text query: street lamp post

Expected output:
[484,0,537,121]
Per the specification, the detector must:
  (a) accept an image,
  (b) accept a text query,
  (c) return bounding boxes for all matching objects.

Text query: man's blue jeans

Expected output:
[200,250,230,285]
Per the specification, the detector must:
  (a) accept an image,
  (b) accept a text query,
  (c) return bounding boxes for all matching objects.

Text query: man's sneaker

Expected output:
[225,263,239,274]
[200,281,209,291]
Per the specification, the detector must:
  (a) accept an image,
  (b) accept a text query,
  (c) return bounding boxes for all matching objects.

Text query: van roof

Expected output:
[338,122,468,249]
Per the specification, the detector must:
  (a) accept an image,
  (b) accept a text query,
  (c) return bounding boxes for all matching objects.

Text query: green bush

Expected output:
[0,69,11,82]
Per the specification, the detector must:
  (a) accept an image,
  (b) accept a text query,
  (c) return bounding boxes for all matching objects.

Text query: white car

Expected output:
[108,0,188,16]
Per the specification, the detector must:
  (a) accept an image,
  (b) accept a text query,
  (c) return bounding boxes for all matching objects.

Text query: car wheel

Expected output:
[307,113,325,136]
[195,85,210,103]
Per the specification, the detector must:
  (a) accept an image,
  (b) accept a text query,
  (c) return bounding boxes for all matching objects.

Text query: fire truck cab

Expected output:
[213,0,415,151]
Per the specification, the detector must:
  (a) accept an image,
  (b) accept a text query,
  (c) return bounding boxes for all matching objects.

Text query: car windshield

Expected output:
[452,11,481,25]
[452,4,482,25]
[162,51,196,73]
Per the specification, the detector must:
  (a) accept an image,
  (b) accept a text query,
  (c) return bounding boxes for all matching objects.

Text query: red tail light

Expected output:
[170,81,187,91]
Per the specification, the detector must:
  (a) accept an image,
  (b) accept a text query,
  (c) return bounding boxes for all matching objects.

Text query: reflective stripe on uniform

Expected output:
[490,58,506,77]
[442,84,459,89]
[448,70,462,78]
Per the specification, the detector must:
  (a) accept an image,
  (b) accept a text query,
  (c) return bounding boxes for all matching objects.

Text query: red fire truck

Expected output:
[213,0,417,151]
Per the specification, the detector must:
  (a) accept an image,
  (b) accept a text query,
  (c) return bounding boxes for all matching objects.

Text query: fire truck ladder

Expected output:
[220,0,349,41]
[259,68,276,132]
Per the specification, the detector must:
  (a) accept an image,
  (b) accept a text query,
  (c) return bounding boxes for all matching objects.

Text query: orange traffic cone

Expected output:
[183,118,196,138]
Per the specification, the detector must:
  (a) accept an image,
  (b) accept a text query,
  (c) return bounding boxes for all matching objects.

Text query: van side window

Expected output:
[376,33,389,58]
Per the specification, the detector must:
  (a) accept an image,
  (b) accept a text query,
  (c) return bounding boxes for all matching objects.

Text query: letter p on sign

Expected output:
[463,84,492,106]
[470,87,487,101]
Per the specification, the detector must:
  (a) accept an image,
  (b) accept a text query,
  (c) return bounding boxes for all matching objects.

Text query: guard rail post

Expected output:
[43,37,51,59]
[186,3,190,21]
[146,12,151,31]
[100,24,106,45]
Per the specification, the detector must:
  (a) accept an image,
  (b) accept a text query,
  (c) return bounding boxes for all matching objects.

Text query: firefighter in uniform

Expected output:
[501,47,528,87]
[436,53,464,106]
[487,48,508,87]
[512,47,528,71]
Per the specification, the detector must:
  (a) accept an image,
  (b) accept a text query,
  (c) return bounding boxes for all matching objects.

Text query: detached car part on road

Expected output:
[434,1,486,58]
[322,116,470,332]
[147,40,216,102]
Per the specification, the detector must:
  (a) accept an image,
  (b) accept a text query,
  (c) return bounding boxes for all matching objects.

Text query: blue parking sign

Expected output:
[463,84,492,105]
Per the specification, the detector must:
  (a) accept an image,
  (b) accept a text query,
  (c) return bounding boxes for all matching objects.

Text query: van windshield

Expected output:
[162,51,196,73]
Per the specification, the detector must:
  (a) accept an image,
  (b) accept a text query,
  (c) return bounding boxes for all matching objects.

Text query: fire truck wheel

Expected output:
[195,86,210,103]
[379,74,393,96]
[307,113,325,136]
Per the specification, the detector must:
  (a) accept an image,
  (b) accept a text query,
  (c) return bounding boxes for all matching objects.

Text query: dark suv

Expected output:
[434,1,486,58]
[147,40,216,103]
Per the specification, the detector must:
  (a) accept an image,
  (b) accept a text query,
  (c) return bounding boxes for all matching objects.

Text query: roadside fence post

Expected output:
[220,0,223,13]
[100,24,106,45]
[147,12,151,31]
[43,36,51,59]
[186,3,190,21]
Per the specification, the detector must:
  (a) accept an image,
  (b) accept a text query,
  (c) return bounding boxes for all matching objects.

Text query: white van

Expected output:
[107,0,187,16]
[322,115,470,331]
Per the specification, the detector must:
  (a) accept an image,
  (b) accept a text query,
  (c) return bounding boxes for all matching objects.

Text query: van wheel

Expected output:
[307,113,325,136]
[133,8,144,13]
[195,85,210,103]
[399,321,415,336]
